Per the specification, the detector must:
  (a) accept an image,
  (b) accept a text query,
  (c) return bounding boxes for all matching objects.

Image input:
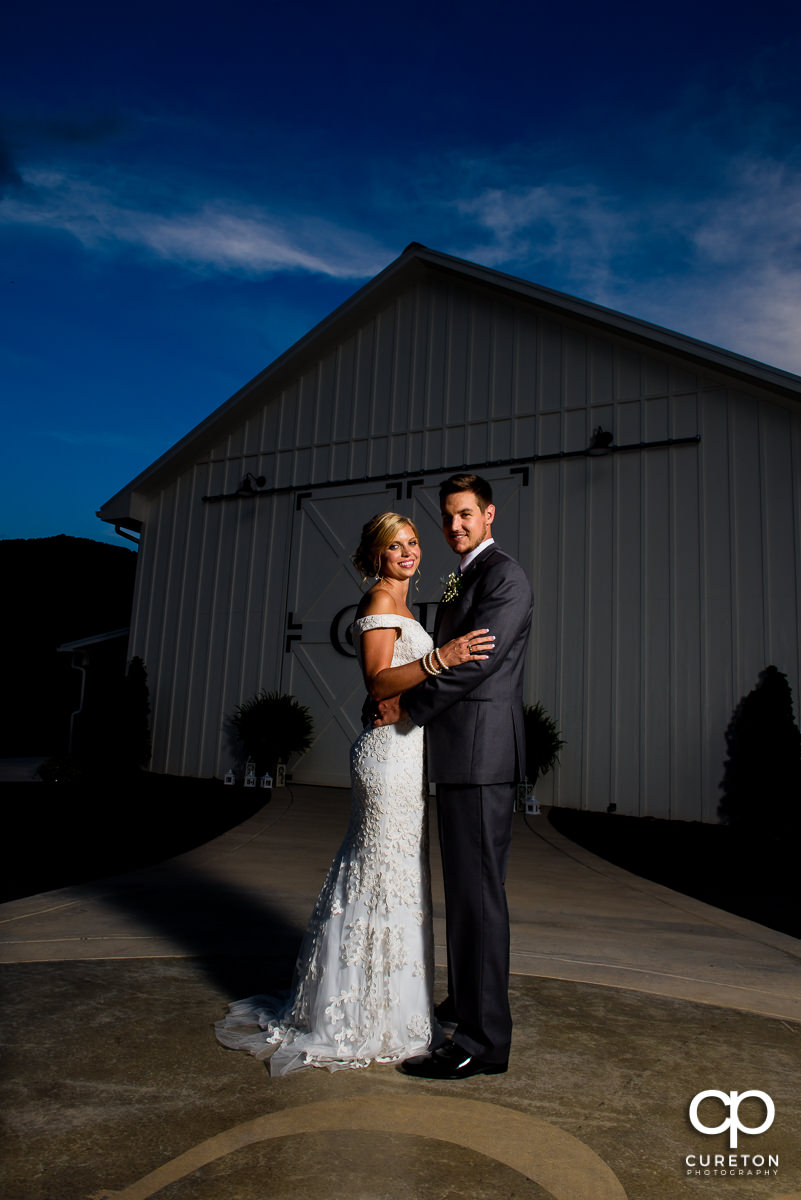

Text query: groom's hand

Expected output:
[373,696,406,727]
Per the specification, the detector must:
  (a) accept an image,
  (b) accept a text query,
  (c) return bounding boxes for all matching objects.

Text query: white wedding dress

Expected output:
[215,614,435,1073]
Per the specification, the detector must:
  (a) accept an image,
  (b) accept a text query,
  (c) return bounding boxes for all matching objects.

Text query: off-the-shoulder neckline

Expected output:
[353,613,419,623]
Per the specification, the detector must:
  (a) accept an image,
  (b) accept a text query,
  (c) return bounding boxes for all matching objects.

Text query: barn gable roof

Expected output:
[98,242,801,529]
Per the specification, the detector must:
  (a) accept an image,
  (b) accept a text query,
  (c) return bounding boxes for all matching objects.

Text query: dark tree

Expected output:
[118,656,152,772]
[719,665,801,838]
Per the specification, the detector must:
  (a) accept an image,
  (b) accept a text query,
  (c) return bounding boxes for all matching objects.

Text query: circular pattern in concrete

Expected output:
[101,1095,628,1200]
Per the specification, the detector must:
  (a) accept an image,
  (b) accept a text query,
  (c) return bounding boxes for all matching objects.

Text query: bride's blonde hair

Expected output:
[352,512,421,581]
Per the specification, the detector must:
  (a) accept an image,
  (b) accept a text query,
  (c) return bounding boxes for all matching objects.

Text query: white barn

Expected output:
[99,244,801,821]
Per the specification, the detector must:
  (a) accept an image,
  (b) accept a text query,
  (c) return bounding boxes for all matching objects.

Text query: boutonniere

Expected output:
[440,571,463,603]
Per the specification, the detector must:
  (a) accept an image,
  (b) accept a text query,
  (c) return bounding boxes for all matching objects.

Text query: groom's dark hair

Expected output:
[439,473,493,512]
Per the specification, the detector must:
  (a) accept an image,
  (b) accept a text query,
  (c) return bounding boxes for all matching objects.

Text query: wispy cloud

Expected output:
[0,137,24,194]
[437,151,801,373]
[621,156,801,369]
[4,134,801,373]
[687,156,801,269]
[0,167,389,279]
[452,180,636,299]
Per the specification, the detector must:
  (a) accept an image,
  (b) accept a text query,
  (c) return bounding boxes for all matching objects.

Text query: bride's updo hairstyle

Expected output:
[352,512,420,581]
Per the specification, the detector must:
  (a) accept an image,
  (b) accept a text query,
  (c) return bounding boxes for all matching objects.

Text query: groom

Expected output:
[377,473,533,1079]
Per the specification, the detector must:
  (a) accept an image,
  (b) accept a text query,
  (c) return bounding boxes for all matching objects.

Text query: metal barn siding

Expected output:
[526,373,703,820]
[102,246,801,821]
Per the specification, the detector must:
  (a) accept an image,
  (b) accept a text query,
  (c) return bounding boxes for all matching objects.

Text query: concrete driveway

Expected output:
[1,785,799,1200]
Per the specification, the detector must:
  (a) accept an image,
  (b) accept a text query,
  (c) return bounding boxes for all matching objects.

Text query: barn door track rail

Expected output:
[200,432,701,505]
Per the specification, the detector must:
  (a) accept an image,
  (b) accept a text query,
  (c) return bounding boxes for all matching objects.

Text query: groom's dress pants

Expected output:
[436,780,515,1064]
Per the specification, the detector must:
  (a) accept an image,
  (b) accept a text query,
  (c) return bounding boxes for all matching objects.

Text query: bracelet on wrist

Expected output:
[422,651,441,676]
[433,646,449,671]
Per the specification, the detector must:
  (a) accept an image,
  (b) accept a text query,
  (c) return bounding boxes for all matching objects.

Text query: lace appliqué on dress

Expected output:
[215,614,435,1074]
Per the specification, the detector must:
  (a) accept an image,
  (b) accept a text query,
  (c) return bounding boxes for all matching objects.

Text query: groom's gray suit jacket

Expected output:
[404,544,533,784]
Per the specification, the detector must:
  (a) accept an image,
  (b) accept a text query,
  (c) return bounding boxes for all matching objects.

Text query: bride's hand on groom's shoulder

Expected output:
[440,627,495,667]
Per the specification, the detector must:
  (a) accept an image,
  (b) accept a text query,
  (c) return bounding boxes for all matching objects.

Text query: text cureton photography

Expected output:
[684,1089,781,1179]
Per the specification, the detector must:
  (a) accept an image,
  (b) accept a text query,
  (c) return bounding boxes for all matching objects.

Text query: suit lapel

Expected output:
[434,544,497,638]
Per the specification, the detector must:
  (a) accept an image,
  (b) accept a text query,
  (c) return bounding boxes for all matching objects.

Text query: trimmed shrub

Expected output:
[718,665,801,837]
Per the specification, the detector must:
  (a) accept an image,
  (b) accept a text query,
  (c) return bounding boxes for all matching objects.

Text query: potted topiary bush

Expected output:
[523,702,565,785]
[230,690,314,780]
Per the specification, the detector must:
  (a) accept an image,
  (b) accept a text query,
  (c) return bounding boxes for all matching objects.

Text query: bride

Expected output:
[215,512,493,1073]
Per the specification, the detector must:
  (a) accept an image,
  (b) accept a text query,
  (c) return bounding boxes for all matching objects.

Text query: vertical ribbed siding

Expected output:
[125,272,801,821]
[670,403,704,821]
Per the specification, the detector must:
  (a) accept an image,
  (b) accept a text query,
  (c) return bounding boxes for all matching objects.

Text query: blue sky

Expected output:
[2,0,800,544]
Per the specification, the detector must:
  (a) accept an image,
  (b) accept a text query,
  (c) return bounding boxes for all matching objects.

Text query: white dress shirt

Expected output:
[460,537,495,573]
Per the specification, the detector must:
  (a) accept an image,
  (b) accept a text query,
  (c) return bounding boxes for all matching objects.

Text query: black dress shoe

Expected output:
[400,1041,508,1080]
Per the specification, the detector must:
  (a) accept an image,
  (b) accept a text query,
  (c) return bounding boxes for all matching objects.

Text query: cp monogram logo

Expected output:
[689,1090,775,1149]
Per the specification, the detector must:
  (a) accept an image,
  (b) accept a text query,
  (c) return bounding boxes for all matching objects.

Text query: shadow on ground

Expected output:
[548,805,800,939]
[3,772,799,942]
[0,773,264,903]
